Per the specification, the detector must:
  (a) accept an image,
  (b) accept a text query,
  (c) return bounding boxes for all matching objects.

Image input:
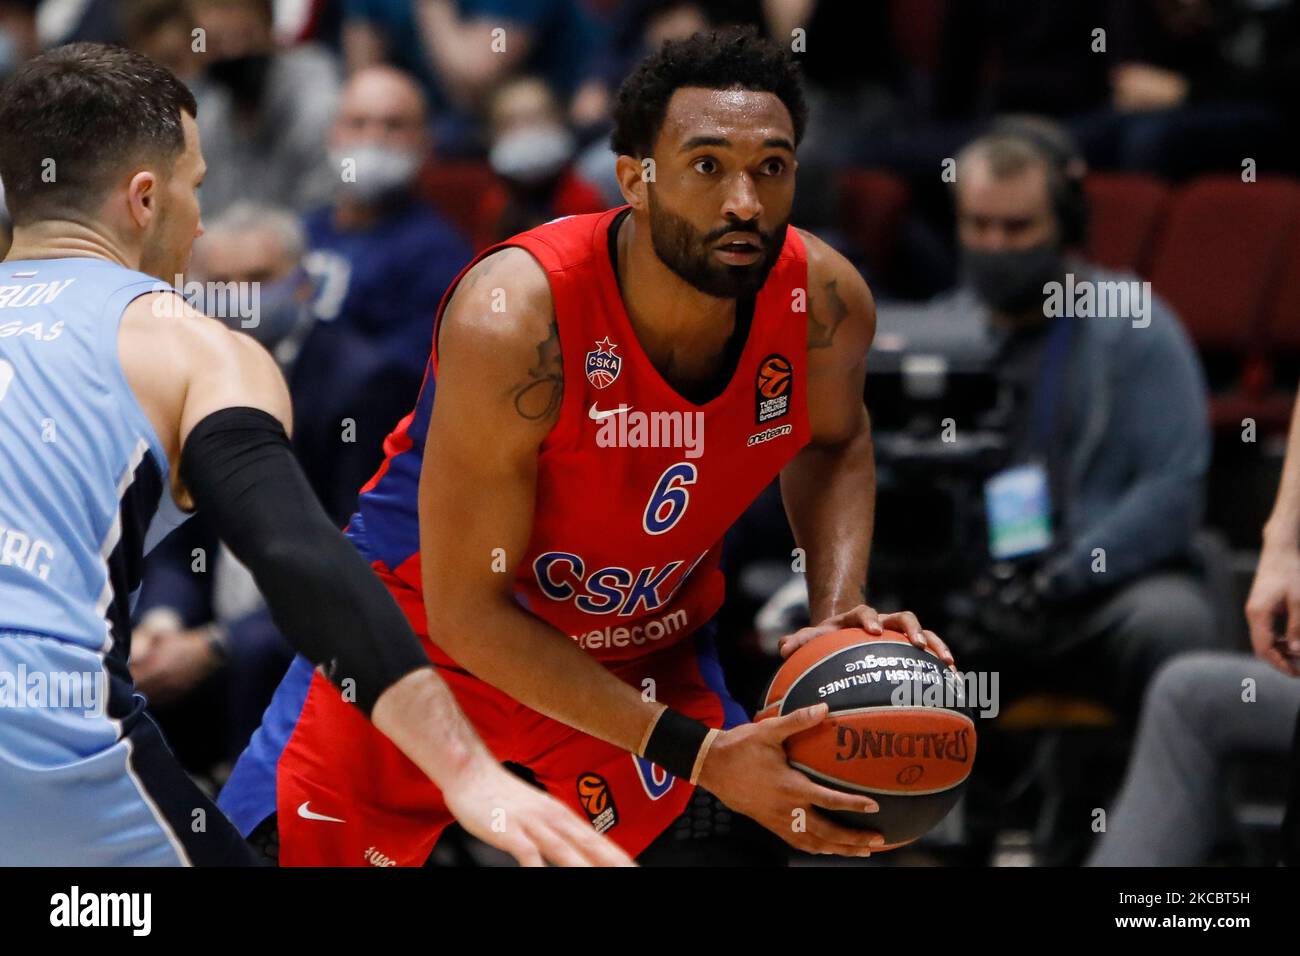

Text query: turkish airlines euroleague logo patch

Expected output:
[576,772,618,833]
[756,353,793,423]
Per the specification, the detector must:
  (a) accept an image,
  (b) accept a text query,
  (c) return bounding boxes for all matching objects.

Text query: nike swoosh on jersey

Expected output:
[588,403,633,420]
[297,801,346,823]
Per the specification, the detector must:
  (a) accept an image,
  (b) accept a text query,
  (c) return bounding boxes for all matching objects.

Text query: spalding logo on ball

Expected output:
[585,336,622,389]
[758,627,977,851]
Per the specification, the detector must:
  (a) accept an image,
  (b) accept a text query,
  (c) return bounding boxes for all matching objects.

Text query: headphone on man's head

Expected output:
[987,117,1089,247]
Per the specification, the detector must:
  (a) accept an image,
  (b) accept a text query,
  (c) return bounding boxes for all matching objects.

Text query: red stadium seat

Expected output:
[1203,389,1294,435]
[1083,173,1171,276]
[1266,224,1300,353]
[837,168,911,279]
[1237,220,1300,432]
[1148,176,1300,432]
[1149,176,1300,353]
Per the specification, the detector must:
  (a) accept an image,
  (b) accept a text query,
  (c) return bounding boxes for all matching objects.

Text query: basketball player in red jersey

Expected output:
[221,27,955,865]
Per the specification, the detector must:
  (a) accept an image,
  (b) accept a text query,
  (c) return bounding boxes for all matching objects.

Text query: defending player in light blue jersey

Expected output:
[0,42,629,868]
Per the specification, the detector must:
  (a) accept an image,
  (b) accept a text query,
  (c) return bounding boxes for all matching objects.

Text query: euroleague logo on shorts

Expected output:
[755,353,792,423]
[576,772,619,833]
[585,336,622,389]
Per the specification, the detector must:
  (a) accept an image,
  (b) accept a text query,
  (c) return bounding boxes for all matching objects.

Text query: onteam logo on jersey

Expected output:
[585,336,622,389]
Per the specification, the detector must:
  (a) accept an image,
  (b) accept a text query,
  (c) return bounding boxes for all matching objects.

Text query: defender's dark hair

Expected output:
[0,42,198,226]
[610,26,807,159]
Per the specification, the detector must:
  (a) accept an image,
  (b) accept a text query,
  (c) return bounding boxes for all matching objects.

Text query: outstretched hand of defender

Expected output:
[778,604,956,670]
[440,758,636,867]
[371,668,634,867]
[698,703,884,856]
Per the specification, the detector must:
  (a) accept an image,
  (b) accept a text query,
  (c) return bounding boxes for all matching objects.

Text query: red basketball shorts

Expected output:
[271,585,747,866]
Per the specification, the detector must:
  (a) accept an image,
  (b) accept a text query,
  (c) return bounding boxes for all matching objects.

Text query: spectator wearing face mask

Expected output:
[302,64,472,399]
[188,0,342,217]
[479,75,605,247]
[190,201,413,522]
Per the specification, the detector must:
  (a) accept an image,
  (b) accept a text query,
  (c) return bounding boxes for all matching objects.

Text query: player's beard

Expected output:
[647,192,787,299]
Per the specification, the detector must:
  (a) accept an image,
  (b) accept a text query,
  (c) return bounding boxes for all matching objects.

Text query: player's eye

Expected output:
[760,158,786,176]
[692,157,718,175]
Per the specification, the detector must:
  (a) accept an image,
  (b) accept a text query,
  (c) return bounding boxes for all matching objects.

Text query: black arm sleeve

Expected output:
[178,406,431,716]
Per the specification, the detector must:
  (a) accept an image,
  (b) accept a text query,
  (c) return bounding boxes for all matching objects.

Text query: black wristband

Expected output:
[643,708,711,782]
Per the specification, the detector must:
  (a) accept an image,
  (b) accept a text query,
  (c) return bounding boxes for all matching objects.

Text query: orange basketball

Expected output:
[758,628,977,851]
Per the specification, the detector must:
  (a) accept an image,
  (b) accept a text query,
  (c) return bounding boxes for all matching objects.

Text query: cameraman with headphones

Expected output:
[941,117,1215,713]
[934,118,1216,861]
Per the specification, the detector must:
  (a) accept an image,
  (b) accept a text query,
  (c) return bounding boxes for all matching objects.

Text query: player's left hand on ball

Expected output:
[440,757,637,868]
[778,604,956,671]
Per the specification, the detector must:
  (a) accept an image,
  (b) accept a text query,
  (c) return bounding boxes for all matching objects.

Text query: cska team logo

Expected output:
[585,336,622,389]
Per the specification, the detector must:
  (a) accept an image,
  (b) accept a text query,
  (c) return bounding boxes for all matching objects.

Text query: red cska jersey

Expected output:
[346,206,811,663]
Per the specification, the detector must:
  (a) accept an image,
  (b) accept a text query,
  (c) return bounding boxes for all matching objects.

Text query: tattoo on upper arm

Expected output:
[809,277,849,350]
[510,319,563,421]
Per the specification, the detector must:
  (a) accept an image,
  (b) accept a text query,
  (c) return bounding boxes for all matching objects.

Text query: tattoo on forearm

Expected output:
[809,277,849,350]
[511,319,563,421]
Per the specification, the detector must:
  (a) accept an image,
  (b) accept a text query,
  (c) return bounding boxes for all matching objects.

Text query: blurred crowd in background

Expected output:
[2,0,1298,866]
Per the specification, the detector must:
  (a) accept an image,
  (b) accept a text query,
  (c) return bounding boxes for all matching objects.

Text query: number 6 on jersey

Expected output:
[643,462,697,535]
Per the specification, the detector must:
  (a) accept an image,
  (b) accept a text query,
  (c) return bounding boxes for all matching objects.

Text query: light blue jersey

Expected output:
[0,257,188,654]
[0,258,254,866]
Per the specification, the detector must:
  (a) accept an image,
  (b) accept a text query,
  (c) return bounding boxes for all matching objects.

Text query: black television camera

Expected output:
[867,300,1055,655]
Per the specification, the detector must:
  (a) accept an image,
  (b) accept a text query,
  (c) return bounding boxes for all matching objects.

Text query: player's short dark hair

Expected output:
[0,42,197,226]
[610,26,807,159]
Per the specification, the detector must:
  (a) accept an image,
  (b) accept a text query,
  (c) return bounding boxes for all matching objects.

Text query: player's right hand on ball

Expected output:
[441,757,636,867]
[697,703,885,857]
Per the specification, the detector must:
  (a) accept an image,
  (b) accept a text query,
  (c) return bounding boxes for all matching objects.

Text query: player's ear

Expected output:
[125,169,159,229]
[614,153,650,211]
